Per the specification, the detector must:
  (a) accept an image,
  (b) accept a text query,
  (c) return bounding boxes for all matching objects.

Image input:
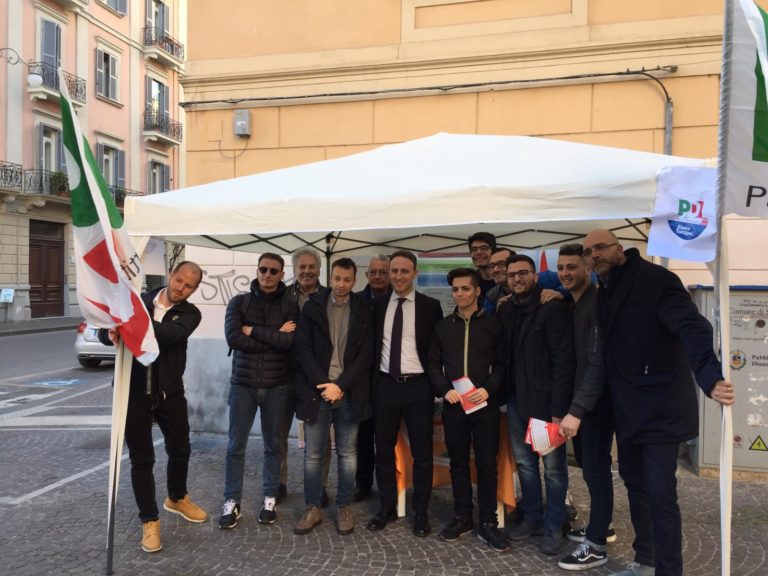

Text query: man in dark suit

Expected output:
[583,229,735,576]
[366,250,443,537]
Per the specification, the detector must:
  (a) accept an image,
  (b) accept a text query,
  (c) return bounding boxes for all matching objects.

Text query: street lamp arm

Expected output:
[0,47,28,66]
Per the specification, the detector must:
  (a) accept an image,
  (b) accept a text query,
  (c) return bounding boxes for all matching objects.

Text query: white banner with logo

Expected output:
[648,166,718,262]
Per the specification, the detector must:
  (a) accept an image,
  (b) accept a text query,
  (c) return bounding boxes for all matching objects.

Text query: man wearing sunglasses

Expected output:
[501,254,575,556]
[581,230,734,576]
[220,252,300,530]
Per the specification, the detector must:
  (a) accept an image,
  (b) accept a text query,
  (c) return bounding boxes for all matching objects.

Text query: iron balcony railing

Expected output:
[110,185,145,208]
[143,111,183,142]
[0,161,23,190]
[142,27,185,61]
[22,169,70,196]
[27,62,87,104]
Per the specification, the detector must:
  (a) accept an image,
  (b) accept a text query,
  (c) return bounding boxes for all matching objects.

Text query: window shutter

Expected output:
[162,164,170,192]
[118,0,127,15]
[116,150,126,188]
[42,21,58,68]
[108,54,117,100]
[160,2,168,32]
[57,131,66,174]
[37,124,44,170]
[161,83,169,117]
[145,0,153,28]
[96,144,105,176]
[96,49,104,95]
[145,76,152,112]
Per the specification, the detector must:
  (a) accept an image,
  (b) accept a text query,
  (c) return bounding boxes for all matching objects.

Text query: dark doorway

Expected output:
[29,220,65,318]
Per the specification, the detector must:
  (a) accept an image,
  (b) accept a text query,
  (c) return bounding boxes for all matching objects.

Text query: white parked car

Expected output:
[74,322,115,368]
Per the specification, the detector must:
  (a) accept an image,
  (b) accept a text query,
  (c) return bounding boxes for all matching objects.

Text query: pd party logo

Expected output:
[730,349,747,371]
[668,199,709,240]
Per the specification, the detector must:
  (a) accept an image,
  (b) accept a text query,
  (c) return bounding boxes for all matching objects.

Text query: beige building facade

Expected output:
[182,0,766,286]
[0,0,187,322]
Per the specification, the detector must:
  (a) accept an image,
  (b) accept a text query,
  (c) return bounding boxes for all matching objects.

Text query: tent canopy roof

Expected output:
[124,133,708,255]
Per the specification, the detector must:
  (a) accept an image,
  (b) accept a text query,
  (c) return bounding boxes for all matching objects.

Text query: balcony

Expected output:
[21,169,70,209]
[0,161,23,210]
[27,62,87,106]
[110,185,145,209]
[50,0,88,9]
[142,27,185,69]
[143,111,183,145]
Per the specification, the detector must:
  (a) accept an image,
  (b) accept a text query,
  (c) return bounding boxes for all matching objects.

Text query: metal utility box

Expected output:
[690,286,768,474]
[233,109,251,137]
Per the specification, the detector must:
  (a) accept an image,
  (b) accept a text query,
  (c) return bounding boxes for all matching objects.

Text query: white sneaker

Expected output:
[609,562,655,576]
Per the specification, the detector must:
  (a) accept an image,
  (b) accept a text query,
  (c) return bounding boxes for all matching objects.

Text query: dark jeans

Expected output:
[125,391,191,522]
[374,372,434,515]
[506,397,568,532]
[579,396,615,546]
[443,401,500,524]
[356,416,376,491]
[223,384,288,502]
[279,385,296,485]
[618,441,681,576]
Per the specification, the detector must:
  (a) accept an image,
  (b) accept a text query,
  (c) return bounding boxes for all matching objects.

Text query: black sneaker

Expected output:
[477,522,510,553]
[218,499,242,529]
[567,526,617,544]
[506,519,544,541]
[539,527,564,556]
[258,497,277,524]
[439,517,474,542]
[558,543,608,571]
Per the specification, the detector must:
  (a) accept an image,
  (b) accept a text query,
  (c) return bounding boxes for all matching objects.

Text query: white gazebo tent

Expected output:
[124,133,710,257]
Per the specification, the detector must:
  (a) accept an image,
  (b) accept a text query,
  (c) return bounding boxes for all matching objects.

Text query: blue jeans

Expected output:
[507,397,568,531]
[223,384,288,502]
[303,397,358,507]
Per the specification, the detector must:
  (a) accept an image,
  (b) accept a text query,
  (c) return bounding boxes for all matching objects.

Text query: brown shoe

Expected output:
[141,519,162,553]
[337,506,354,535]
[163,495,208,523]
[293,506,323,535]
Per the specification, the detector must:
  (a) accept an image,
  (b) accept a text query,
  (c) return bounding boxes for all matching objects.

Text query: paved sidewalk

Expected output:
[1,426,766,576]
[0,316,83,337]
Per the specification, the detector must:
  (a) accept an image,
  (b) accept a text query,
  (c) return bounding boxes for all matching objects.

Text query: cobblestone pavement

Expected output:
[1,381,767,576]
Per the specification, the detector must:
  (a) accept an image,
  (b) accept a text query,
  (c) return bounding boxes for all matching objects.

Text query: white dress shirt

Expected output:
[379,289,424,374]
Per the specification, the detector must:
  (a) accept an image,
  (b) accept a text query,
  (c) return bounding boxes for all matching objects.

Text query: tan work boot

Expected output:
[293,506,323,535]
[337,506,355,535]
[141,519,162,553]
[163,495,208,523]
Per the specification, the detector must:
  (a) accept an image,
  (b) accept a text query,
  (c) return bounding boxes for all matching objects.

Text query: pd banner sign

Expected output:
[648,166,718,262]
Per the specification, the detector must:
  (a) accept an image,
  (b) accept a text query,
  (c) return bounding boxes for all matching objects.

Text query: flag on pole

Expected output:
[648,166,718,262]
[59,72,158,366]
[723,0,768,217]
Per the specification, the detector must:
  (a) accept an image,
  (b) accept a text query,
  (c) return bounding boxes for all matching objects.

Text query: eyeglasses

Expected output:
[258,266,281,276]
[582,242,618,258]
[368,269,389,276]
[469,244,492,253]
[507,270,533,280]
[490,261,508,269]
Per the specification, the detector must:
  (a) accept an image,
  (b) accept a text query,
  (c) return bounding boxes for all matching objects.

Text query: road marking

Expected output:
[0,393,59,409]
[0,366,81,385]
[6,438,163,505]
[0,415,111,427]
[33,378,82,387]
[0,382,110,422]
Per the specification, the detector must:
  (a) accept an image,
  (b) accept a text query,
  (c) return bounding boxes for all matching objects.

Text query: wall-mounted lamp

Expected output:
[0,47,44,88]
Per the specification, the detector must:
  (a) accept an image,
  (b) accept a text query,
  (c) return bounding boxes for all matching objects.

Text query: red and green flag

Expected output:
[59,72,158,365]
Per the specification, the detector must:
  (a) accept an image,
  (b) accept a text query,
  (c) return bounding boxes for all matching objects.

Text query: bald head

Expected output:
[583,229,625,278]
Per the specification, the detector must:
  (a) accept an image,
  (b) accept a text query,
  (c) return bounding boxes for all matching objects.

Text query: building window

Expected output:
[38,19,61,90]
[95,49,118,101]
[146,0,169,31]
[145,77,169,115]
[38,125,65,173]
[97,144,125,189]
[148,160,170,194]
[104,0,127,15]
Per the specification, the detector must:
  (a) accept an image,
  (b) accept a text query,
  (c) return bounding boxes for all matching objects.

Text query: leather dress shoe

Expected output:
[413,513,431,537]
[366,508,397,531]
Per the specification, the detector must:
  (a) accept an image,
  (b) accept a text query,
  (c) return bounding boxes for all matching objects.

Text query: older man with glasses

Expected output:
[219,252,300,530]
